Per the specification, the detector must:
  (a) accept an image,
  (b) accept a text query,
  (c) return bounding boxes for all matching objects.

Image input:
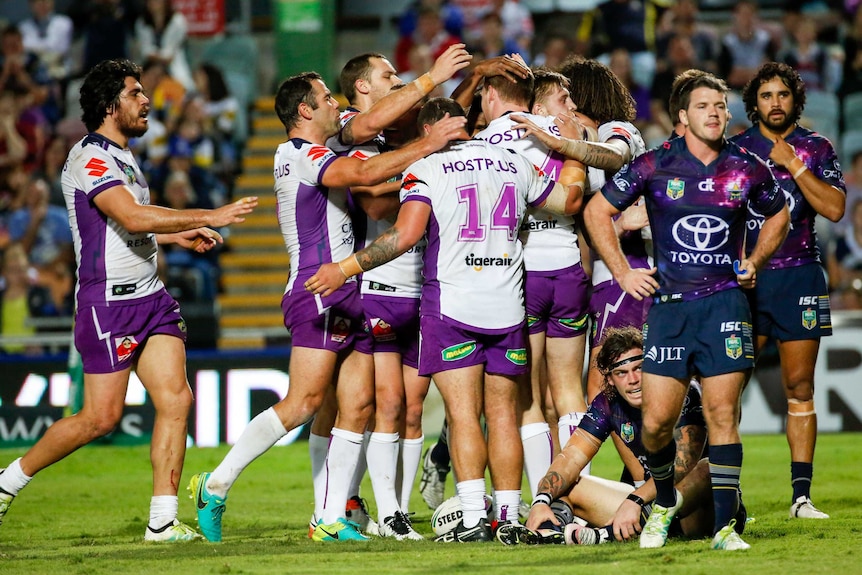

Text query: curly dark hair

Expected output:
[558,56,635,124]
[275,72,323,134]
[741,62,806,126]
[594,326,643,398]
[79,59,142,133]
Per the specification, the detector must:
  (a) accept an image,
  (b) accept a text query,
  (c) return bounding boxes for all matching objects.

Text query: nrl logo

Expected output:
[666,178,685,200]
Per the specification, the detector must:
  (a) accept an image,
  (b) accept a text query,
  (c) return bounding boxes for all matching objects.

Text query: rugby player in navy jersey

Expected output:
[732,62,845,520]
[584,70,790,551]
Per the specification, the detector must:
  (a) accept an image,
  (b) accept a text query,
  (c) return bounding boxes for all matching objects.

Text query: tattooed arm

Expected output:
[674,424,708,482]
[525,429,602,531]
[304,201,431,297]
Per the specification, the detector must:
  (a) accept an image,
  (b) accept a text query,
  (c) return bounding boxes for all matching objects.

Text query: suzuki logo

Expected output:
[672,214,729,252]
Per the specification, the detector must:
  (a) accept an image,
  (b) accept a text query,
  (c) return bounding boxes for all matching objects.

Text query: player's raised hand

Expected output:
[304,263,346,298]
[208,196,258,227]
[429,43,473,85]
[424,113,469,151]
[471,54,531,83]
[618,267,659,301]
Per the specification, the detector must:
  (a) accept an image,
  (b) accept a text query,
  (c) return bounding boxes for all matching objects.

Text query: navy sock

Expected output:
[791,461,813,501]
[646,440,677,508]
[709,443,743,533]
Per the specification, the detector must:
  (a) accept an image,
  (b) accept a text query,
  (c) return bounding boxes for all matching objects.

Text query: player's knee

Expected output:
[787,398,816,417]
[784,379,814,402]
[404,402,424,433]
[85,410,123,439]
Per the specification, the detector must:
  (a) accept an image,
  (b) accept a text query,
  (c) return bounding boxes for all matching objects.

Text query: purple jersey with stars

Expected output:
[601,137,785,301]
[578,382,705,477]
[731,125,845,269]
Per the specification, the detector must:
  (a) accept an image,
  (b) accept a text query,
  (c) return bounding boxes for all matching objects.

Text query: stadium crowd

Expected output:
[0,0,850,555]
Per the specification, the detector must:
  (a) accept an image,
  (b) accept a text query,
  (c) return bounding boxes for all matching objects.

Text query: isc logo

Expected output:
[799,296,819,306]
[721,321,742,332]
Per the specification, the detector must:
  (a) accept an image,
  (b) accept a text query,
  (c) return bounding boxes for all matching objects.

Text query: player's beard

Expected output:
[118,107,149,139]
[760,110,796,134]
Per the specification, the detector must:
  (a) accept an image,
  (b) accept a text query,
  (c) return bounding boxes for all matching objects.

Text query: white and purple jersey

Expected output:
[601,136,785,301]
[401,139,555,331]
[61,133,162,307]
[325,107,386,155]
[731,125,845,269]
[475,113,577,272]
[587,121,650,286]
[274,138,354,292]
[349,144,424,299]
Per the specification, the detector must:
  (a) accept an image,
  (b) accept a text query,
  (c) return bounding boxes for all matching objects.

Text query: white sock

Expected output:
[398,436,424,512]
[321,428,364,525]
[207,407,286,497]
[149,495,178,529]
[494,489,521,523]
[366,432,400,522]
[347,431,371,499]
[520,422,553,498]
[456,478,487,528]
[0,458,32,496]
[558,412,590,476]
[309,432,330,521]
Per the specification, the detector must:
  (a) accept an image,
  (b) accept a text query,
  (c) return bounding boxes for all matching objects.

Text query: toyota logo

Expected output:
[672,214,730,251]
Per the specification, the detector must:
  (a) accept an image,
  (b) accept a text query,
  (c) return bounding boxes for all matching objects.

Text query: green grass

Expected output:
[0,434,860,574]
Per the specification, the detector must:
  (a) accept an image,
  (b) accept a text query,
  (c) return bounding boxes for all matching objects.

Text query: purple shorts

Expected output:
[363,295,420,368]
[74,289,186,374]
[282,281,372,354]
[589,280,651,347]
[525,264,590,337]
[418,315,528,377]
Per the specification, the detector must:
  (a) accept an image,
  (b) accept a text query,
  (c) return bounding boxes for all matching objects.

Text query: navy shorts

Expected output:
[747,264,832,341]
[643,289,754,379]
[525,264,590,338]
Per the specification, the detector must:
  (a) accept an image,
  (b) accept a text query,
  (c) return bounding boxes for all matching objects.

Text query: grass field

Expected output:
[0,433,859,574]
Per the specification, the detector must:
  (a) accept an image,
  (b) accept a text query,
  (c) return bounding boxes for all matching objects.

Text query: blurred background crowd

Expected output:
[2,0,862,357]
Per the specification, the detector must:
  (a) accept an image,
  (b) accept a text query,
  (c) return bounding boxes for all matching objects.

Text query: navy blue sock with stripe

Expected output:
[709,443,743,534]
[646,440,677,508]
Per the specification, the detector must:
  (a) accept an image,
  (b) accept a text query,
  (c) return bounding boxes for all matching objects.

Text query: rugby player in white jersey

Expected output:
[305,98,587,543]
[304,47,480,537]
[473,67,591,505]
[189,73,467,543]
[0,59,257,542]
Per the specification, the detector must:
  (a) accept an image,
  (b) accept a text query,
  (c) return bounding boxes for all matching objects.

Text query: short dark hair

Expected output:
[275,72,322,133]
[741,61,806,125]
[485,71,534,108]
[558,56,635,124]
[417,97,465,129]
[340,53,387,104]
[669,69,728,120]
[531,68,569,110]
[79,59,142,132]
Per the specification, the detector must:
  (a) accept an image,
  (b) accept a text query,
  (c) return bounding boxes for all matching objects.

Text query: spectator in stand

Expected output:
[67,0,140,72]
[840,4,862,99]
[608,48,651,130]
[193,63,241,196]
[450,0,495,46]
[0,89,26,171]
[31,134,66,208]
[655,0,718,74]
[134,0,194,91]
[395,6,463,75]
[532,31,576,70]
[471,12,525,62]
[483,0,534,61]
[0,242,68,355]
[780,18,842,93]
[6,85,50,173]
[647,35,696,144]
[717,0,779,92]
[0,25,54,124]
[17,0,74,96]
[827,198,862,309]
[399,0,464,42]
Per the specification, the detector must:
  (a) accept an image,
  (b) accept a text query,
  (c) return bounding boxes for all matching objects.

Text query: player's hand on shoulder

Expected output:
[209,196,257,227]
[618,267,658,301]
[429,43,472,84]
[304,263,345,298]
[525,502,558,532]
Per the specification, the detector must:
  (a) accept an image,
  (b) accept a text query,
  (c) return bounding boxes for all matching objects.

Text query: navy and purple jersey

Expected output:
[579,381,705,478]
[731,125,845,268]
[601,137,785,301]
